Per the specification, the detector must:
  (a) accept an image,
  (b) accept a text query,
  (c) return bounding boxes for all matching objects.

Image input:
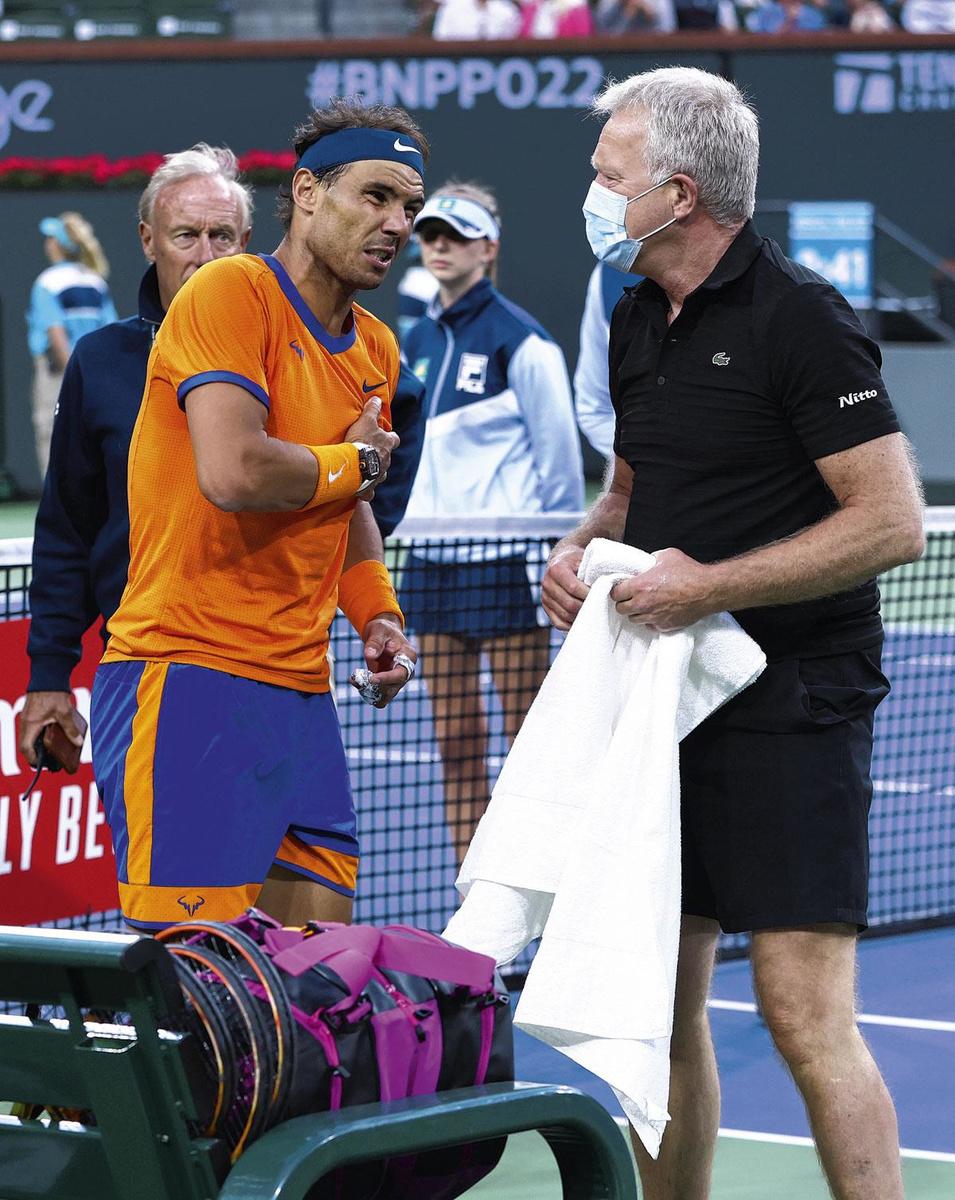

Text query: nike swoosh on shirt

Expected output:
[328,464,346,484]
[393,139,418,154]
[362,379,387,393]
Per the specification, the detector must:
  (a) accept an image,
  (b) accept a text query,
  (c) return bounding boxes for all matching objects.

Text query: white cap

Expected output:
[413,195,500,241]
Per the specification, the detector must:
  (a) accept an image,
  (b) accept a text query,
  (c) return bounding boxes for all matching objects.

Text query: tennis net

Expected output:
[1,511,952,959]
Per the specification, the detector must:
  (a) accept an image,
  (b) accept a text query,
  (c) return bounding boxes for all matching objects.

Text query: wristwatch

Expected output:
[353,442,382,492]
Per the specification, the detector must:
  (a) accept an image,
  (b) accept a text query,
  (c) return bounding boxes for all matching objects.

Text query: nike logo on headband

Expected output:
[393,139,418,154]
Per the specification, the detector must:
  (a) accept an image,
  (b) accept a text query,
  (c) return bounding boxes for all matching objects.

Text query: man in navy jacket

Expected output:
[20,144,424,765]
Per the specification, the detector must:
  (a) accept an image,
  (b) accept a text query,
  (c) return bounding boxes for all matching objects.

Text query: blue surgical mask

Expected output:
[582,178,676,271]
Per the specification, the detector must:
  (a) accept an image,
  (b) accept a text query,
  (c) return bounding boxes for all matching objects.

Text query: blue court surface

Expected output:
[469,927,955,1197]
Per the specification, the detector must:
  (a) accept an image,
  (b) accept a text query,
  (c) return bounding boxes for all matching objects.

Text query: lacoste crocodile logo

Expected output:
[712,352,731,366]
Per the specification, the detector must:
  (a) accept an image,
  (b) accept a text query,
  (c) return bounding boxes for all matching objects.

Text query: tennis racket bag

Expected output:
[162,909,513,1200]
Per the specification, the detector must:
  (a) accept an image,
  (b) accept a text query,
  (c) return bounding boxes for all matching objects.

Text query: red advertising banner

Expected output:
[0,620,118,924]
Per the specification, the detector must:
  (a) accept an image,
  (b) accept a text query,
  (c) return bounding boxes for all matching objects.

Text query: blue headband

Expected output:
[296,128,425,180]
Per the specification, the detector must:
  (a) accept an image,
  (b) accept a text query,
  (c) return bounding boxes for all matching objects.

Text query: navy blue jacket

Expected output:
[27,265,426,693]
[28,267,163,692]
[374,370,425,538]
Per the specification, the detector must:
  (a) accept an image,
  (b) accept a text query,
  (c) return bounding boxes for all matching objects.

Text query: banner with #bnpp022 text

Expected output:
[0,620,118,924]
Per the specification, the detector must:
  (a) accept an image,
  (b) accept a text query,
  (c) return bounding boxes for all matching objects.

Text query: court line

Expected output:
[611,1118,955,1163]
[708,998,955,1033]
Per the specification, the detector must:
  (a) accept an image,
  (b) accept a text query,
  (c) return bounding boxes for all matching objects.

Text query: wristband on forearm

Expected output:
[338,559,404,635]
[302,443,361,508]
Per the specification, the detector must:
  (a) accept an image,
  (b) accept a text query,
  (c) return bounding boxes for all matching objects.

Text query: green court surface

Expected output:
[468,1126,955,1199]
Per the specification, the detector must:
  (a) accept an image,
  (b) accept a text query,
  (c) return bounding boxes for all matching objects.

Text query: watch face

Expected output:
[361,447,381,481]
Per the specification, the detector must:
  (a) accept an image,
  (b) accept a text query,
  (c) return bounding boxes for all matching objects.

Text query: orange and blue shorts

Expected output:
[90,660,359,930]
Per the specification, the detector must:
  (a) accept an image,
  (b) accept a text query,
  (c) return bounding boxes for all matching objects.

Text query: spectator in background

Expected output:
[401,182,584,863]
[519,0,593,35]
[432,0,522,37]
[846,0,895,28]
[746,0,829,27]
[672,0,738,27]
[901,0,955,30]
[593,0,677,31]
[26,212,117,477]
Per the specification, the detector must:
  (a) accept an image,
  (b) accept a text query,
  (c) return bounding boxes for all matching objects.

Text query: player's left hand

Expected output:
[610,547,718,632]
[357,614,418,708]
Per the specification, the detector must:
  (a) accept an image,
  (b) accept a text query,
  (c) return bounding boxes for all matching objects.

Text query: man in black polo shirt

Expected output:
[543,67,923,1200]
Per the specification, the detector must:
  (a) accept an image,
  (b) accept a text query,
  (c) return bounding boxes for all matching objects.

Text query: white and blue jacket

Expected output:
[403,277,584,531]
[573,262,634,459]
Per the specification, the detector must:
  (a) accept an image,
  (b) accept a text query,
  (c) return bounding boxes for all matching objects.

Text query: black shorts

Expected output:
[679,644,890,934]
[401,553,542,640]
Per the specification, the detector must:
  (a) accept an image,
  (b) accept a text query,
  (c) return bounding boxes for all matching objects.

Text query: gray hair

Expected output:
[593,67,759,227]
[138,143,254,229]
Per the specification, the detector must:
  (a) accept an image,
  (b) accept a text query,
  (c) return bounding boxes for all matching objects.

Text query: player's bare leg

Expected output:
[257,865,353,925]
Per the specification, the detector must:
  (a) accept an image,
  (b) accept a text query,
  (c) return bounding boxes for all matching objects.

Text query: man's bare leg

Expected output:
[631,915,722,1200]
[752,925,903,1200]
[256,865,353,925]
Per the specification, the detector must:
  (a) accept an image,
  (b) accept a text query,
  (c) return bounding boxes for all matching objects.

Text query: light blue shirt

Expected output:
[27,261,117,357]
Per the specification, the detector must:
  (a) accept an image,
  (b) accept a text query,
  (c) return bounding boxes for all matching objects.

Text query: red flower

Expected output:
[240,150,296,171]
[0,150,298,189]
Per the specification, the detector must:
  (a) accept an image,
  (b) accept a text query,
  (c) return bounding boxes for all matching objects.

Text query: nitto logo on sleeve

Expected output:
[839,389,878,407]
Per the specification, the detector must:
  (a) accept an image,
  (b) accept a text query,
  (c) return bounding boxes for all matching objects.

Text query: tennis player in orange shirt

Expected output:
[91,100,428,931]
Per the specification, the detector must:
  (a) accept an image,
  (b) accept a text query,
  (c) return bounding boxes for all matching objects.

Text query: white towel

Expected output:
[444,538,766,1156]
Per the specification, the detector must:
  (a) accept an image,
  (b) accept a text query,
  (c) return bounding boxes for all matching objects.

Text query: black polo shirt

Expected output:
[609,220,901,660]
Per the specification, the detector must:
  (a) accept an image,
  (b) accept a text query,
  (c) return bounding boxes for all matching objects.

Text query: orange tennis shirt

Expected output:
[104,253,398,692]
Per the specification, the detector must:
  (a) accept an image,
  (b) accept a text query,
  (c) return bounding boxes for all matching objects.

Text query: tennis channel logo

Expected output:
[834,52,955,115]
[306,56,604,112]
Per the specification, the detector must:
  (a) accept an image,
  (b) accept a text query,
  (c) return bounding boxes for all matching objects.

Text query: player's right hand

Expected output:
[541,542,590,631]
[346,397,400,479]
[18,691,85,768]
